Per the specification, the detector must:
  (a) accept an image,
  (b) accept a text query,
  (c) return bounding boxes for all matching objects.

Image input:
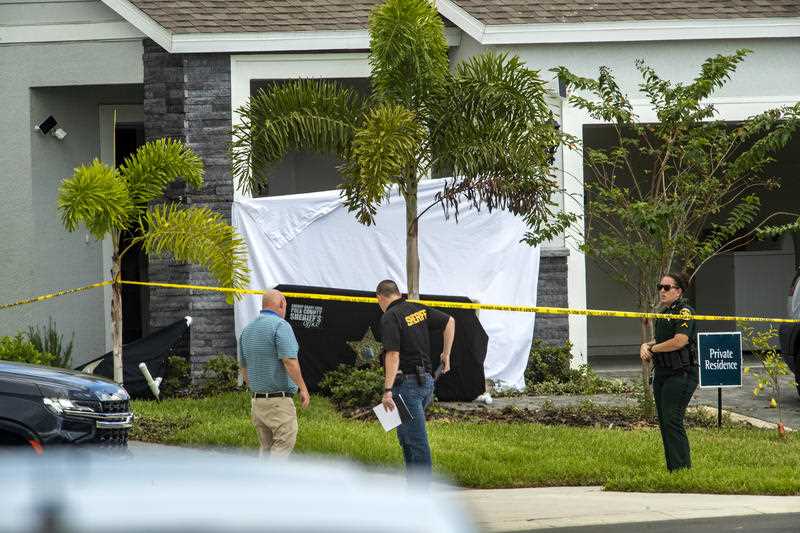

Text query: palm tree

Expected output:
[58,139,249,384]
[231,0,573,299]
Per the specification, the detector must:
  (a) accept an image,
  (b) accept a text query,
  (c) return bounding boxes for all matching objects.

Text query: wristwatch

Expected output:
[384,388,392,393]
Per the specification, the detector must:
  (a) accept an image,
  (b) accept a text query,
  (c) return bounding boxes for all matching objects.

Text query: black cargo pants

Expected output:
[652,366,698,471]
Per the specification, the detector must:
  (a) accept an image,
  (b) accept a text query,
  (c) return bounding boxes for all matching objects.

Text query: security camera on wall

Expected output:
[34,115,67,140]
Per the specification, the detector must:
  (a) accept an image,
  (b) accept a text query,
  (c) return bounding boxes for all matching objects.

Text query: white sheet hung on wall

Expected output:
[232,178,540,390]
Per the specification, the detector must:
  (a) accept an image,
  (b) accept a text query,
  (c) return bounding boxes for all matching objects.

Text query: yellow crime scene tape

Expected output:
[2,279,799,324]
[0,280,112,311]
[119,280,800,324]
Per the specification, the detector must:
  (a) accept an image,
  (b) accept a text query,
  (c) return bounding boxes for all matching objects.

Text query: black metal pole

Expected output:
[717,387,722,428]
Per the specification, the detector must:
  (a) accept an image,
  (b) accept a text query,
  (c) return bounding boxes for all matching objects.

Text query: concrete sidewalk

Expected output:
[591,355,800,430]
[458,486,800,531]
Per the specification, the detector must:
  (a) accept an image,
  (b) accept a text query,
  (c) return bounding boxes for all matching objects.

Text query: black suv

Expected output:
[0,361,133,453]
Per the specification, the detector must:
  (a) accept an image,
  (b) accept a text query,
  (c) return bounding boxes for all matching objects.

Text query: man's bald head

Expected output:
[262,289,288,318]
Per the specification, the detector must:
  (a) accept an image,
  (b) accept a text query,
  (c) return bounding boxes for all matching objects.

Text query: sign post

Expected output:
[697,332,743,428]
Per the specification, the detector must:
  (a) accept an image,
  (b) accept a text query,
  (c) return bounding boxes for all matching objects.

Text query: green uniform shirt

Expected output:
[655,298,696,345]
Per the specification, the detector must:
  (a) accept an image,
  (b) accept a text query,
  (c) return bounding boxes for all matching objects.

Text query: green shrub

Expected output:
[525,339,575,384]
[197,354,241,397]
[319,333,385,409]
[0,334,55,366]
[528,366,631,395]
[318,363,384,409]
[160,355,192,398]
[27,318,74,368]
[523,339,633,396]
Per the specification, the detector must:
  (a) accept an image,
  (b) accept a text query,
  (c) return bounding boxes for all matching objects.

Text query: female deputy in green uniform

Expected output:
[640,272,698,472]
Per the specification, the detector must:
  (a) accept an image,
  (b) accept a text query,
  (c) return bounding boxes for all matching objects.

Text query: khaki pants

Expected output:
[251,397,298,458]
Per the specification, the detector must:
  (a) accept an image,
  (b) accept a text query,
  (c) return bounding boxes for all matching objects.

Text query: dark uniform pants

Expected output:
[653,368,697,471]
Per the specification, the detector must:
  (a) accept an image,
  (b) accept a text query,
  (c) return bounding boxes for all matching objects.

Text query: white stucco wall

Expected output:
[0,37,144,365]
[450,34,800,355]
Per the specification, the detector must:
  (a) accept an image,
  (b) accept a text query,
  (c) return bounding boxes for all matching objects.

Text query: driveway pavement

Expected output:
[592,355,800,429]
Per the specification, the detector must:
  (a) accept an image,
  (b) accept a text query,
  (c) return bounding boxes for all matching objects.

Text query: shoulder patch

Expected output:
[679,308,692,318]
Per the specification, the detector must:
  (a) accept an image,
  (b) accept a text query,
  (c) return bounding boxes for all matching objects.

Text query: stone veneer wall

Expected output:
[143,40,235,377]
[532,249,569,347]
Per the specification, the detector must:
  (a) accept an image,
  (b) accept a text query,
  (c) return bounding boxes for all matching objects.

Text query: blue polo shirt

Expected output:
[239,310,299,394]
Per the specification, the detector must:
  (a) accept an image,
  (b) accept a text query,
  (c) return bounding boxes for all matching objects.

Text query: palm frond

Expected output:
[431,52,557,172]
[120,139,204,210]
[369,0,449,108]
[58,159,133,239]
[231,79,367,196]
[429,52,561,216]
[137,205,250,301]
[450,52,554,129]
[341,103,425,224]
[425,52,574,244]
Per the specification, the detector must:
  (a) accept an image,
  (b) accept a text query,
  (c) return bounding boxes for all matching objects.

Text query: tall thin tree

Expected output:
[555,51,800,410]
[231,0,573,299]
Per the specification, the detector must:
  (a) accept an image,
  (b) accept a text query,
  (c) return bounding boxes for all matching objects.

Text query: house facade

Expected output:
[2,0,798,370]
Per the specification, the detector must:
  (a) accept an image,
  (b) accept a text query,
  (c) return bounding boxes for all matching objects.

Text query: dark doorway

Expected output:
[115,123,148,344]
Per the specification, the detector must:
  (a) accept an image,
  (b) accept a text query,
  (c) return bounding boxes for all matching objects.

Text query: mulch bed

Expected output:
[342,402,731,429]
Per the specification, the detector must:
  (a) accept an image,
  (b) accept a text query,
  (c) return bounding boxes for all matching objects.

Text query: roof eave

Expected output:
[436,0,800,44]
[102,0,172,50]
[100,0,462,53]
[172,27,462,53]
[479,17,800,44]
[100,0,800,52]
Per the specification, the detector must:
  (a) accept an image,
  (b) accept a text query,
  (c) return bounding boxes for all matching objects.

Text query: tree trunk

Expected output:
[405,182,420,300]
[111,254,124,384]
[639,316,654,417]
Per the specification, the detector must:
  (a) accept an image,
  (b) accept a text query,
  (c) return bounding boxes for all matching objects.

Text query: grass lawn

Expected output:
[132,392,800,495]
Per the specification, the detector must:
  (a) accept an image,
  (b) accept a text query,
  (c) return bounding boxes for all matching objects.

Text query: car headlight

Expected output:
[96,390,128,402]
[42,397,94,415]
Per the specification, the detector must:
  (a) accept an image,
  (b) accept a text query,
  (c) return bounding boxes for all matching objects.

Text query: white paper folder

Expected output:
[372,394,413,431]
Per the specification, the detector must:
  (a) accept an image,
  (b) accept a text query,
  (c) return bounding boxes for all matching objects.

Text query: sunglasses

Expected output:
[657,284,679,292]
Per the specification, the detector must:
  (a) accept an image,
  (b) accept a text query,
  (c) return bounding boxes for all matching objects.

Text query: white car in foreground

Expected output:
[0,447,476,533]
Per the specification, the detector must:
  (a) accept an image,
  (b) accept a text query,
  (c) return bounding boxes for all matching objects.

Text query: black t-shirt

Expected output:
[379,299,451,374]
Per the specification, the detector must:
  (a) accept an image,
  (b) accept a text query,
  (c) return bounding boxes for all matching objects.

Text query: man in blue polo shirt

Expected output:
[239,289,310,457]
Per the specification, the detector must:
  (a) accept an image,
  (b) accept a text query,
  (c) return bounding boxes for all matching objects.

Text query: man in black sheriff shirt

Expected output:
[376,279,455,475]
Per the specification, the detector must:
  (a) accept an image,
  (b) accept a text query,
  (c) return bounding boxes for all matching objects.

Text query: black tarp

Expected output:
[276,285,488,401]
[74,317,191,399]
